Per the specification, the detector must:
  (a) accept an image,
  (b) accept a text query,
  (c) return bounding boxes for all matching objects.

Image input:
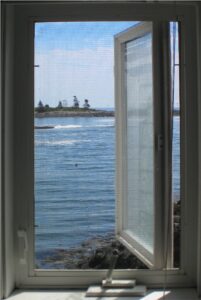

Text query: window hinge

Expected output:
[17,229,28,264]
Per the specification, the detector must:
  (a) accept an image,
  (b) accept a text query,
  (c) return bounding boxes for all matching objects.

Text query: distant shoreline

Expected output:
[35,109,179,118]
[35,109,114,118]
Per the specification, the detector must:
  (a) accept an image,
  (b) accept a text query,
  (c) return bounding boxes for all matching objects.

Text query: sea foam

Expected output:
[54,125,82,129]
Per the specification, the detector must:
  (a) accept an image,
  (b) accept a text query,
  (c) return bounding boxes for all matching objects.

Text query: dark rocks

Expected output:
[36,201,181,270]
[84,236,147,270]
[35,125,54,129]
[174,201,181,268]
[37,234,147,269]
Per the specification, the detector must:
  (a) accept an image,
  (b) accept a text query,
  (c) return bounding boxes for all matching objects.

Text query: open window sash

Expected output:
[115,22,171,269]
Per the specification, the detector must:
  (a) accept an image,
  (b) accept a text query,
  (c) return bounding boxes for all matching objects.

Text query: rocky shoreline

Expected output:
[36,202,180,270]
[36,233,148,270]
[36,199,180,269]
[35,110,114,118]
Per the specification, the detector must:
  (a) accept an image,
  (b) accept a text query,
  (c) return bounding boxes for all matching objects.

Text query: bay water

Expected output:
[35,116,180,257]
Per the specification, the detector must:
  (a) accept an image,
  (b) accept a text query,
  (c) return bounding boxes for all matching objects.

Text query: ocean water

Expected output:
[34,116,180,255]
[34,117,115,253]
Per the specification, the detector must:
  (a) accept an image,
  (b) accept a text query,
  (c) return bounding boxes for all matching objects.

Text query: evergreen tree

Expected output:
[58,101,63,109]
[73,96,79,108]
[38,100,44,108]
[36,100,45,113]
[83,99,90,109]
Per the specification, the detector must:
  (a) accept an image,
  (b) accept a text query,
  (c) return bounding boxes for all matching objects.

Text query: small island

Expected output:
[35,97,114,118]
[35,108,114,118]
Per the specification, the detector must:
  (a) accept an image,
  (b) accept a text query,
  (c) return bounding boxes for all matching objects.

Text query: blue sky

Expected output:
[34,21,179,109]
[34,21,136,108]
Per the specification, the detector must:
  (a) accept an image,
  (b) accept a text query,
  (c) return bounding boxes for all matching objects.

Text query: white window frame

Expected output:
[115,21,171,270]
[2,1,199,292]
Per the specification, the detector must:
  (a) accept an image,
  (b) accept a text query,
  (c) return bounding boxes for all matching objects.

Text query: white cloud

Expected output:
[35,47,114,108]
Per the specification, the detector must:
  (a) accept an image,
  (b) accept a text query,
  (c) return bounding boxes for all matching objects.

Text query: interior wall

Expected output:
[0,6,4,299]
[0,1,201,299]
[2,4,16,299]
[197,2,201,298]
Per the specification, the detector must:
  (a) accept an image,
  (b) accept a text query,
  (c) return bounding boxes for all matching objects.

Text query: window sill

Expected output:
[5,288,200,300]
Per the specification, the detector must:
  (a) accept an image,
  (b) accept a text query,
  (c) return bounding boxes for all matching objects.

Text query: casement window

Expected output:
[115,21,170,270]
[2,1,200,296]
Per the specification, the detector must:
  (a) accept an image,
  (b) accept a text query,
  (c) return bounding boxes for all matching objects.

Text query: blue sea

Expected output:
[34,115,180,256]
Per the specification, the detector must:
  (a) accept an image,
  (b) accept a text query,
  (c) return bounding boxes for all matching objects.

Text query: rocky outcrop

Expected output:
[35,110,114,118]
[36,234,147,269]
[174,200,181,268]
[36,201,181,269]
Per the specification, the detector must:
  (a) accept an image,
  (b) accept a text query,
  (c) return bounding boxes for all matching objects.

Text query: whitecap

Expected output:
[92,124,114,128]
[36,139,91,146]
[36,140,77,145]
[54,125,82,129]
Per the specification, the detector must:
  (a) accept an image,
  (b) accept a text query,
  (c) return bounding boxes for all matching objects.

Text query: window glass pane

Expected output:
[170,22,181,268]
[34,21,148,270]
[123,32,154,254]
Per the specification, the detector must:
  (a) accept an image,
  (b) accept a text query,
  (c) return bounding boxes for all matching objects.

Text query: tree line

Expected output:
[35,96,91,113]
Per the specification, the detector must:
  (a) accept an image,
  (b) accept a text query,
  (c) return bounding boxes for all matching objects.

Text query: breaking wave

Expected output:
[54,125,82,129]
[36,139,91,146]
[54,124,114,129]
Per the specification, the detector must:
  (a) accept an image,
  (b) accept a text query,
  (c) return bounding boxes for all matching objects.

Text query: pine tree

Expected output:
[36,100,45,113]
[83,99,90,109]
[58,101,63,109]
[73,96,79,108]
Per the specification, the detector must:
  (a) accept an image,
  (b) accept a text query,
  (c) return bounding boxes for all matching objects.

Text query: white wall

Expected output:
[2,4,16,299]
[1,1,201,299]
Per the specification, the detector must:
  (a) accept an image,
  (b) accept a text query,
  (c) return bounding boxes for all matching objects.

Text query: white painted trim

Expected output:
[115,21,157,269]
[6,0,199,290]
[4,288,201,300]
[115,21,172,270]
[179,8,198,285]
[2,4,16,298]
[16,269,195,289]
